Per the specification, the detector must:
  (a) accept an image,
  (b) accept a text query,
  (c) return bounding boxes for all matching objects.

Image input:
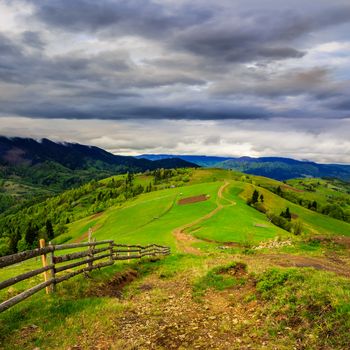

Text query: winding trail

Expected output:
[173,181,235,254]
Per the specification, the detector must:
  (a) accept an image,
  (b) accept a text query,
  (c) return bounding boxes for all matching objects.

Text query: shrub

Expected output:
[253,202,267,213]
[269,213,292,232]
[256,268,304,297]
[293,220,303,235]
[193,262,247,299]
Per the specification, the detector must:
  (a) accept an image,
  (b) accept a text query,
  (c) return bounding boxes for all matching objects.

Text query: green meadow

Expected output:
[1,168,350,349]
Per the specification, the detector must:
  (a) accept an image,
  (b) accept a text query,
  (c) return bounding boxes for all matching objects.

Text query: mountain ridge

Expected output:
[0,137,198,171]
[0,137,198,213]
[137,154,350,181]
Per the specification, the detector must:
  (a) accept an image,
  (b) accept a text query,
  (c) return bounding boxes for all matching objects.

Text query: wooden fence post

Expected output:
[48,241,55,293]
[128,246,130,263]
[39,239,50,294]
[87,228,93,270]
[138,247,142,259]
[109,242,114,263]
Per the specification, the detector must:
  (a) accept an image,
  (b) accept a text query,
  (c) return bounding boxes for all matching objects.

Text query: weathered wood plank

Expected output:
[0,247,53,268]
[113,254,141,260]
[0,239,170,313]
[53,246,109,263]
[55,253,111,273]
[113,249,143,253]
[55,261,114,284]
[0,241,114,268]
[0,279,53,313]
[54,240,113,251]
[113,244,144,248]
[0,265,54,290]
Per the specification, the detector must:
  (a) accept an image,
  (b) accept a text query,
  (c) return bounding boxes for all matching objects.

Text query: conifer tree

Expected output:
[252,190,259,204]
[46,219,55,240]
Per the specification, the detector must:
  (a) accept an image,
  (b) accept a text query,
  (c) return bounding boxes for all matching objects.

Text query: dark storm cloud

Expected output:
[28,0,350,65]
[21,31,45,49]
[0,30,204,89]
[327,98,350,111]
[1,97,270,121]
[0,33,22,56]
[209,67,346,100]
[29,0,212,37]
[171,5,350,63]
[0,0,350,122]
[0,34,27,83]
[0,36,92,84]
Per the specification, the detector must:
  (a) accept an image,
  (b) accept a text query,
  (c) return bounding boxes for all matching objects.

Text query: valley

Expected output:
[2,1,350,348]
[1,168,350,349]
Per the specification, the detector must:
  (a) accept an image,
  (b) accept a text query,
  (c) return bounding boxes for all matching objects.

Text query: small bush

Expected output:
[293,220,303,235]
[193,262,247,299]
[253,202,267,214]
[268,213,292,232]
[256,268,303,297]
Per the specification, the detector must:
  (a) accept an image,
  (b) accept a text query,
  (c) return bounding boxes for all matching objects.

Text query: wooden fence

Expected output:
[0,240,170,313]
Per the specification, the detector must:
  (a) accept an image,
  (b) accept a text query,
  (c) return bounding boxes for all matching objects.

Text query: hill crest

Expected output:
[138,154,350,181]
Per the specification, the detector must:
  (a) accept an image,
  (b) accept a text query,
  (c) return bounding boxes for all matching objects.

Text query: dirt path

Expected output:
[76,265,261,350]
[173,181,234,254]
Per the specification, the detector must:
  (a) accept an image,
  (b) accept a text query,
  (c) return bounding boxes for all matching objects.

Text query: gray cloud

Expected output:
[0,1,348,121]
[21,31,45,49]
[327,98,350,111]
[209,67,347,101]
[30,0,212,37]
[1,117,349,163]
[0,0,349,162]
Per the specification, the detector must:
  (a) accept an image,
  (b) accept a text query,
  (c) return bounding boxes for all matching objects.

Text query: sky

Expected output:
[0,0,349,163]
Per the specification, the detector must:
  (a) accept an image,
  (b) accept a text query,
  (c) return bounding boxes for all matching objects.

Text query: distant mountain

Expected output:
[0,138,197,173]
[136,154,232,167]
[138,154,350,181]
[0,137,198,213]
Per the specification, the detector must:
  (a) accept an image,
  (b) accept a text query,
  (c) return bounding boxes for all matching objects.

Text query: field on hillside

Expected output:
[1,168,350,349]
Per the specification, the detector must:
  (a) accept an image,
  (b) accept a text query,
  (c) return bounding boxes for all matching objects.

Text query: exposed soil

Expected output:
[73,223,102,243]
[76,270,266,350]
[88,269,138,298]
[172,228,202,255]
[138,283,154,292]
[219,262,247,278]
[178,194,208,205]
[313,235,350,249]
[91,212,104,219]
[249,253,350,278]
[201,237,242,247]
[254,223,268,228]
[73,231,89,243]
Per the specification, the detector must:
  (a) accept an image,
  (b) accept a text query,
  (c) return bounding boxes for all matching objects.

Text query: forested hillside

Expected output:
[0,168,191,255]
[1,168,350,349]
[0,137,198,215]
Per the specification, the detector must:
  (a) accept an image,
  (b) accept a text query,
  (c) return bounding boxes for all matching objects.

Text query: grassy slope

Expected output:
[188,181,289,244]
[241,182,350,236]
[287,177,350,209]
[2,169,350,283]
[67,182,221,249]
[1,168,350,349]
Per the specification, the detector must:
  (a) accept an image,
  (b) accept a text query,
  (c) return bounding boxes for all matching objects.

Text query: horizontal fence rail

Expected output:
[0,239,170,313]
